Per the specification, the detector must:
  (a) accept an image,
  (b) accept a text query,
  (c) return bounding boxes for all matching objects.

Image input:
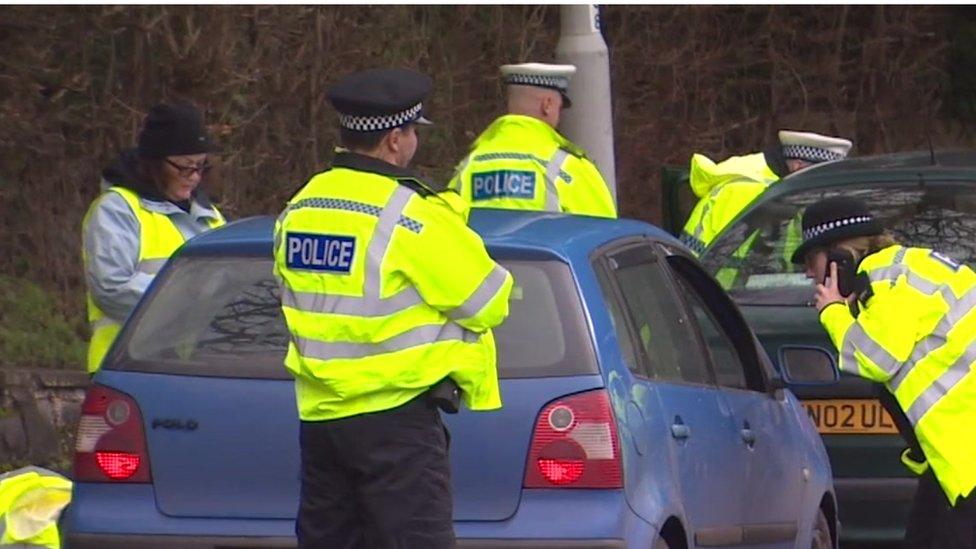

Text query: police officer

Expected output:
[82,102,225,373]
[795,196,976,548]
[448,62,617,218]
[680,130,852,256]
[274,68,514,549]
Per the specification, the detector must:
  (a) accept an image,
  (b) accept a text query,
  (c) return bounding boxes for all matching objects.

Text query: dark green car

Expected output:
[663,150,976,543]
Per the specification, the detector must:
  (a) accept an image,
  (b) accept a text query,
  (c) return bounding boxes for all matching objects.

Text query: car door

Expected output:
[594,240,748,542]
[664,250,806,547]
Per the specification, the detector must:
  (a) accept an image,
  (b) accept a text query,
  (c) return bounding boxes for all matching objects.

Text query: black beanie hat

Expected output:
[790,196,884,264]
[137,102,215,159]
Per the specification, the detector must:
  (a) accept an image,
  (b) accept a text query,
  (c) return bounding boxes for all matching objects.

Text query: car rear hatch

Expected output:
[100,253,602,521]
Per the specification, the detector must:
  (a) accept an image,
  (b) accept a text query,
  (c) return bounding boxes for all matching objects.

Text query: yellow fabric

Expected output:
[714,230,759,289]
[82,186,225,373]
[274,166,513,421]
[820,245,976,504]
[448,115,616,218]
[680,152,779,255]
[0,470,71,548]
[901,448,930,476]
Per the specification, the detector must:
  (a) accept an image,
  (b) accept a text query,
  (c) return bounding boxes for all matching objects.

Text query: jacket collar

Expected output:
[333,151,415,178]
[99,177,221,221]
[331,151,442,194]
[474,115,586,157]
[763,144,789,178]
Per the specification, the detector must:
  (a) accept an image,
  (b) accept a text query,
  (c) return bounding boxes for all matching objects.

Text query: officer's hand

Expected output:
[814,261,845,312]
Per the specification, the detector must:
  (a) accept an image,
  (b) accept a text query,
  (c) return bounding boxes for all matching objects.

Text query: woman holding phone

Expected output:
[794,195,976,548]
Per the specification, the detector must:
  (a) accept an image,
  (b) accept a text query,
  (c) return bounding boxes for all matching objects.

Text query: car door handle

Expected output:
[671,424,690,440]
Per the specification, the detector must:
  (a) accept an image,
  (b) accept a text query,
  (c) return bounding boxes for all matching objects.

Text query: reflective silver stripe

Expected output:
[893,247,907,266]
[295,322,470,361]
[280,197,423,233]
[137,258,167,274]
[869,264,942,294]
[273,208,290,254]
[447,264,509,321]
[365,187,413,299]
[889,285,976,391]
[838,325,859,374]
[543,149,570,212]
[841,323,902,376]
[905,339,976,425]
[693,199,713,241]
[281,286,422,317]
[890,335,946,391]
[279,186,422,317]
[90,317,119,331]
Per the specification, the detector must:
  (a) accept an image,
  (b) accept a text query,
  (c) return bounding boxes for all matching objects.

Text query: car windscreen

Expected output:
[702,182,976,306]
[111,255,597,379]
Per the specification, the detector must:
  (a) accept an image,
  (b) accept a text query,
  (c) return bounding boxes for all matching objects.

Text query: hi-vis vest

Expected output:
[274,157,513,421]
[82,186,225,373]
[448,115,616,219]
[0,467,71,549]
[821,245,976,505]
[680,152,779,256]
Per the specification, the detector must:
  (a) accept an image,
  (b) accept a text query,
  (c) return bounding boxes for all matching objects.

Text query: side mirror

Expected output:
[779,346,839,386]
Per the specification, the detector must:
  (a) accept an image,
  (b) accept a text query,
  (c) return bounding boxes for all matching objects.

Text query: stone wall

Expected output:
[0,368,89,475]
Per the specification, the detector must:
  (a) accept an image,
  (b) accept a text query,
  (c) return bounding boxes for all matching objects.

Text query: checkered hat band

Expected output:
[338,102,423,132]
[504,73,569,91]
[782,144,843,163]
[803,215,874,240]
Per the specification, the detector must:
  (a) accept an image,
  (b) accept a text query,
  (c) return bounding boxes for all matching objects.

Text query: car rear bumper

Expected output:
[66,534,624,549]
[835,477,917,542]
[63,484,641,548]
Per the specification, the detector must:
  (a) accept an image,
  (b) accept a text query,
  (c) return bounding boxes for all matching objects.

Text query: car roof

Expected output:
[180,208,680,261]
[740,148,976,207]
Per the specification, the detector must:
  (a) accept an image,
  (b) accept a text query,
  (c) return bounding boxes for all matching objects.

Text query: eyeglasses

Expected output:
[165,158,213,179]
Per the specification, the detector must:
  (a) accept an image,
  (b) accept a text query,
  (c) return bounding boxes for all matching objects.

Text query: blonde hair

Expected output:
[836,233,898,262]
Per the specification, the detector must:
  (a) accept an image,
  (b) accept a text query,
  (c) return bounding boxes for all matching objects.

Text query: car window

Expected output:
[671,270,747,389]
[598,244,710,385]
[668,254,768,392]
[112,256,597,379]
[594,263,640,375]
[702,183,976,305]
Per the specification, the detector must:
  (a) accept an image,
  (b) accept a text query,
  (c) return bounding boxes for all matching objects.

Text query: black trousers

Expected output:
[296,395,455,549]
[876,386,975,548]
[906,473,976,549]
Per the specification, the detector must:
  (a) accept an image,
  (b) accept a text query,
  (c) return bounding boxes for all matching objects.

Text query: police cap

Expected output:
[790,196,883,264]
[779,130,853,164]
[500,62,576,108]
[327,68,433,132]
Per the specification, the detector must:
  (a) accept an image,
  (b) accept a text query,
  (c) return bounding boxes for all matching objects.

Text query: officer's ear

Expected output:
[385,127,402,154]
[540,93,561,126]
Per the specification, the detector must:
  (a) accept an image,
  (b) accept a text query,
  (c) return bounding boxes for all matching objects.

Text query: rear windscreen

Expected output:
[113,256,597,379]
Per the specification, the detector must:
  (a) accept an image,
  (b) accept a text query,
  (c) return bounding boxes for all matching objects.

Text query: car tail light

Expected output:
[524,389,622,488]
[74,384,151,483]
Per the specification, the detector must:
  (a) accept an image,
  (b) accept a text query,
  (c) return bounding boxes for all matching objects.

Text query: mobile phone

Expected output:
[825,249,856,297]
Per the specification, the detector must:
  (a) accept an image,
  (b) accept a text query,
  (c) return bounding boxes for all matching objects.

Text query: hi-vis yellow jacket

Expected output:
[680,152,780,256]
[274,152,514,421]
[0,467,71,548]
[448,115,616,219]
[821,245,976,505]
[82,185,225,373]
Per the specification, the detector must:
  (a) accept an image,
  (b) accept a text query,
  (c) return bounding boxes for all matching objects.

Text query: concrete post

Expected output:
[555,4,617,204]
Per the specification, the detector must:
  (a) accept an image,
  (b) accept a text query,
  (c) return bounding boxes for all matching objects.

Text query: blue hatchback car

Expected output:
[63,210,837,549]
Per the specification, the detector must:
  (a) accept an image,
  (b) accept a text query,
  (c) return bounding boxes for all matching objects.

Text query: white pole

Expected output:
[556,4,617,204]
